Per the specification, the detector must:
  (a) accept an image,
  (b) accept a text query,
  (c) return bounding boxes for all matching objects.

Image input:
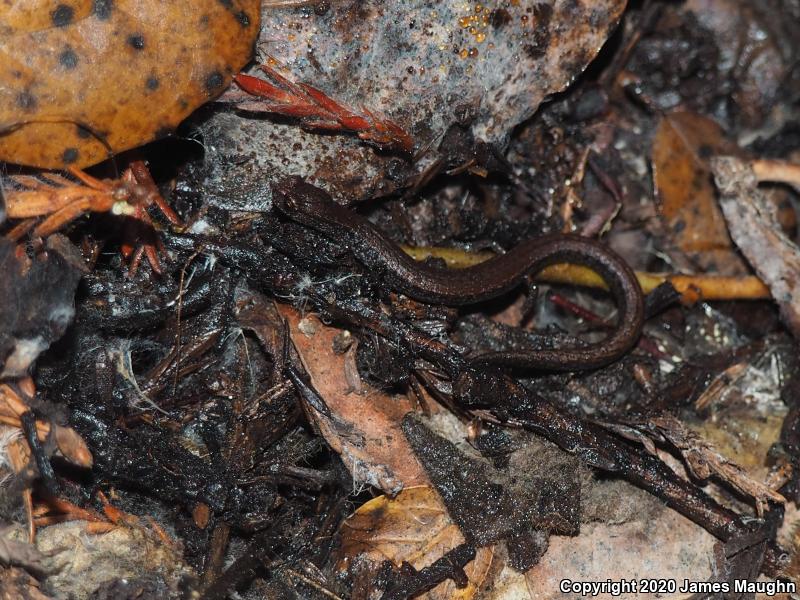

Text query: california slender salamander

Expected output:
[274,177,644,371]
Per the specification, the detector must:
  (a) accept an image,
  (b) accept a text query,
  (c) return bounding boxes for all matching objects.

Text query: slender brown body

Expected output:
[274,177,645,371]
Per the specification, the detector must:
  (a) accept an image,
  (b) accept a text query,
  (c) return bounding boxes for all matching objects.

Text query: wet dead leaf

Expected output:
[652,112,746,274]
[278,304,428,494]
[684,0,799,128]
[0,0,260,168]
[338,485,493,600]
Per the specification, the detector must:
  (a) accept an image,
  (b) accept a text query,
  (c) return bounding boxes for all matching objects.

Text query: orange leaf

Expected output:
[652,112,747,274]
[0,0,260,168]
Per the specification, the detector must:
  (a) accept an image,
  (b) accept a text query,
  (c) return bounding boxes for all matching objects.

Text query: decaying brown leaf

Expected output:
[0,566,53,600]
[652,112,746,274]
[337,486,493,600]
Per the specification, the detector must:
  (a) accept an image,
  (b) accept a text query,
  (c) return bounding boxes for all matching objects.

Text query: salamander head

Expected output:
[273,176,333,219]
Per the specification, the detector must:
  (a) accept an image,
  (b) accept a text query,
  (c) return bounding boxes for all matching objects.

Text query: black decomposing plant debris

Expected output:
[0,236,84,378]
[380,543,477,600]
[401,413,579,563]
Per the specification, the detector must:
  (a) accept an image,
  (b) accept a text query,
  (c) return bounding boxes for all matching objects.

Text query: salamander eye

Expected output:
[281,192,306,214]
[290,194,304,210]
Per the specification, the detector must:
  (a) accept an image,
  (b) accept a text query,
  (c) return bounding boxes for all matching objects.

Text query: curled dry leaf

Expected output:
[277,304,428,494]
[0,0,260,168]
[712,156,800,337]
[337,486,493,600]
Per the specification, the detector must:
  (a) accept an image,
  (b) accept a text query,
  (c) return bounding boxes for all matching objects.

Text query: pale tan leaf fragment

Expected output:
[338,486,493,600]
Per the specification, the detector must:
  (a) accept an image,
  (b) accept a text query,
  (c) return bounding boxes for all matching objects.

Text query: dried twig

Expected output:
[752,158,800,192]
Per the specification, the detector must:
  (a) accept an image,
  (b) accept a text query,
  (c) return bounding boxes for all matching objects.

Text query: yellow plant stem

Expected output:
[402,246,770,303]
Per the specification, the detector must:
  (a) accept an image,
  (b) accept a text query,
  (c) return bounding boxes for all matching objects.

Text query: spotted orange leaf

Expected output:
[0,0,260,168]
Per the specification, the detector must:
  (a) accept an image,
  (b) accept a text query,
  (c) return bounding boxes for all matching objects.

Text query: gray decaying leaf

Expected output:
[685,0,800,128]
[202,0,626,207]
